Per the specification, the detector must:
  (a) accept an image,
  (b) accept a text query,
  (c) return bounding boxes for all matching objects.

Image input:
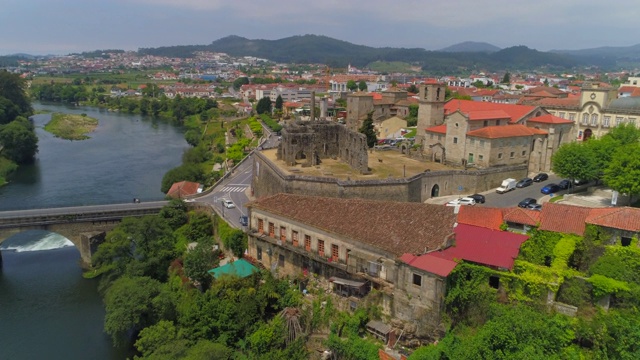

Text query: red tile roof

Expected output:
[425,124,447,134]
[503,207,541,226]
[457,206,504,230]
[444,99,537,124]
[538,202,592,235]
[399,253,458,277]
[248,194,458,257]
[167,181,200,199]
[586,207,640,232]
[427,224,528,270]
[466,124,547,139]
[527,114,574,124]
[467,110,511,121]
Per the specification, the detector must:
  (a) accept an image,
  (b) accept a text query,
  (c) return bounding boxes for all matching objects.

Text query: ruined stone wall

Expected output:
[253,152,528,202]
[276,121,368,173]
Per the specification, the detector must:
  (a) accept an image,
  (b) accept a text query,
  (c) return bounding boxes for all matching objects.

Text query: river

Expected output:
[0,102,188,359]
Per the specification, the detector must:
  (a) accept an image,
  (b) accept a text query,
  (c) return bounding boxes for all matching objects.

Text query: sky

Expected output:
[1,0,638,56]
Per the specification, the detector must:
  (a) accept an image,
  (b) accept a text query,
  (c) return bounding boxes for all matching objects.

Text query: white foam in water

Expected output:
[2,232,75,252]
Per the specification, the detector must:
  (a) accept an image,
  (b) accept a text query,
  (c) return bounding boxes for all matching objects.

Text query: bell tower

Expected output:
[416,83,446,142]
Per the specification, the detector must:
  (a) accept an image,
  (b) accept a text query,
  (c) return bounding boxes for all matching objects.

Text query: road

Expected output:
[478,174,568,208]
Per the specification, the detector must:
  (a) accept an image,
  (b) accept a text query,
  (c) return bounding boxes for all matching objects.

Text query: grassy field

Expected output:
[44,112,99,140]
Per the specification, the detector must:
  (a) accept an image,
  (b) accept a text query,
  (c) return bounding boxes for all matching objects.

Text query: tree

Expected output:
[161,164,205,193]
[158,199,189,230]
[603,143,640,204]
[232,77,249,90]
[134,320,178,357]
[0,117,38,163]
[358,80,367,92]
[228,230,247,258]
[183,242,219,291]
[501,72,511,84]
[407,84,418,94]
[256,97,272,115]
[551,141,597,182]
[346,80,357,91]
[275,95,283,111]
[358,112,377,148]
[103,276,163,346]
[0,70,32,116]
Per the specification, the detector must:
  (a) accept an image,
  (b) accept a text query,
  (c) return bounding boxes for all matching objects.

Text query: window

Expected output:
[590,114,598,126]
[621,237,632,247]
[603,116,611,127]
[292,231,299,247]
[280,226,286,241]
[630,118,636,126]
[278,254,285,267]
[412,273,422,286]
[489,276,500,289]
[510,151,515,158]
[430,133,434,140]
[268,222,275,237]
[478,154,484,161]
[498,153,503,159]
[470,138,475,145]
[257,246,262,261]
[522,150,526,156]
[453,137,458,144]
[582,113,589,125]
[483,120,488,127]
[318,240,325,256]
[304,235,311,251]
[331,244,339,261]
[559,112,565,119]
[480,140,485,147]
[616,117,623,126]
[258,219,264,234]
[496,120,501,126]
[569,113,576,121]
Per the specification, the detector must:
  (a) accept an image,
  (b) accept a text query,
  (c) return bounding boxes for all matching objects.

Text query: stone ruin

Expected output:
[277,120,369,174]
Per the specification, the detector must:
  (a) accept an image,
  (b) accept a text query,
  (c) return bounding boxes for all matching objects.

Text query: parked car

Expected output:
[446,197,476,206]
[533,173,549,182]
[574,179,590,186]
[516,178,533,188]
[541,183,561,195]
[239,215,249,226]
[558,179,572,190]
[468,193,486,204]
[518,198,537,208]
[221,199,235,209]
[527,203,542,211]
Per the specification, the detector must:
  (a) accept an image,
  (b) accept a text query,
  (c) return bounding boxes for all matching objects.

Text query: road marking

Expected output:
[221,186,247,192]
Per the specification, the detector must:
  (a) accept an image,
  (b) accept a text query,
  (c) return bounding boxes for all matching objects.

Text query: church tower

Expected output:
[416,83,446,143]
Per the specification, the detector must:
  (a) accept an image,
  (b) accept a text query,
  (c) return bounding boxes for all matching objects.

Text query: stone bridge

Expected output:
[0,201,167,268]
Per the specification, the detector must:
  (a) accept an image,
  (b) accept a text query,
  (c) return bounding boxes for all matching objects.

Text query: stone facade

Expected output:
[276,120,369,173]
[416,83,446,142]
[246,204,447,338]
[252,151,527,202]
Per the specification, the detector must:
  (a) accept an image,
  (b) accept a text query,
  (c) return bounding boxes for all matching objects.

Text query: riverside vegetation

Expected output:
[44,112,98,140]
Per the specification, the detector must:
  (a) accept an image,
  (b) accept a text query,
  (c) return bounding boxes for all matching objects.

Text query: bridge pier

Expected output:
[79,231,106,268]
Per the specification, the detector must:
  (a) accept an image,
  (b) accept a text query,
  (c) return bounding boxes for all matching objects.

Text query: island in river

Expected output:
[44,112,98,140]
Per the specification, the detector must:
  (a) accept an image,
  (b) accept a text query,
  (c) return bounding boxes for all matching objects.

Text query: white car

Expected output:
[221,199,235,209]
[445,197,476,206]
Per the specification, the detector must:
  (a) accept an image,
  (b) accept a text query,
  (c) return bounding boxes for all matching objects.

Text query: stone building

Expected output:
[525,82,640,141]
[276,120,369,174]
[417,84,574,172]
[345,87,415,132]
[245,193,458,338]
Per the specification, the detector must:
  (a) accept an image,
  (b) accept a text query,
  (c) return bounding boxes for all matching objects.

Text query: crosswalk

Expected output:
[221,185,248,193]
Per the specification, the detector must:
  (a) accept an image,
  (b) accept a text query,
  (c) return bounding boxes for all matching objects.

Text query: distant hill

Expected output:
[551,44,640,65]
[439,41,501,53]
[139,35,584,74]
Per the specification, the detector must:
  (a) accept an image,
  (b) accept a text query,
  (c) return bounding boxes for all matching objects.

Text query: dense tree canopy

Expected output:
[0,116,39,163]
[256,96,272,115]
[359,112,377,148]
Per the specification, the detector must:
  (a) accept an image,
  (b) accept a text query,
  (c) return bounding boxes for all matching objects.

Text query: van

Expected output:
[496,178,517,194]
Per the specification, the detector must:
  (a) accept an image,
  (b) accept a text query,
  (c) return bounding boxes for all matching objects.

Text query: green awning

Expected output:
[207,259,257,279]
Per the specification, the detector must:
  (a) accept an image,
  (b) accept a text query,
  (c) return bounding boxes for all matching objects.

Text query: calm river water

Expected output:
[0,102,188,359]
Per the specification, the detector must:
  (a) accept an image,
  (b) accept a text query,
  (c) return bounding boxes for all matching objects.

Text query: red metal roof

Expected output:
[399,253,458,277]
[428,224,529,270]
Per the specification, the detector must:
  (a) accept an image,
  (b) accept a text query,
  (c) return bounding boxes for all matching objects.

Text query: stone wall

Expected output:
[253,151,528,202]
[276,121,368,173]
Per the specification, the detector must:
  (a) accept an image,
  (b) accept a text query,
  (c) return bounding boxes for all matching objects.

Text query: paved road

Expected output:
[0,201,168,220]
[480,174,564,208]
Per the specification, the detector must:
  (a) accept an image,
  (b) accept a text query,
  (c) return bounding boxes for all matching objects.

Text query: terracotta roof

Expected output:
[427,224,528,270]
[167,181,200,199]
[538,202,592,236]
[466,124,547,139]
[444,99,537,124]
[457,206,504,230]
[467,110,511,121]
[425,124,447,134]
[527,86,566,96]
[586,207,640,232]
[527,114,574,124]
[530,97,580,108]
[618,86,636,94]
[399,253,458,277]
[503,207,541,226]
[248,194,457,257]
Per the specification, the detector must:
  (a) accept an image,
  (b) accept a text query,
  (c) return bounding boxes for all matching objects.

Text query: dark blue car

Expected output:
[541,183,561,195]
